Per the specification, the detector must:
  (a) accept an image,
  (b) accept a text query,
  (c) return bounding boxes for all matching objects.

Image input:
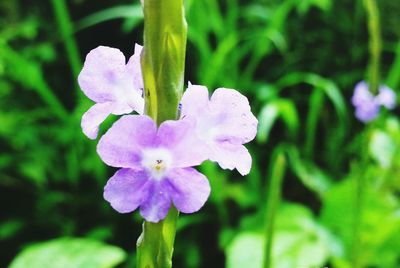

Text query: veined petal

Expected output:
[104,168,151,213]
[78,46,127,103]
[157,119,209,168]
[139,181,171,223]
[210,88,258,143]
[97,115,157,168]
[210,142,252,176]
[180,84,257,175]
[81,102,115,139]
[166,167,210,214]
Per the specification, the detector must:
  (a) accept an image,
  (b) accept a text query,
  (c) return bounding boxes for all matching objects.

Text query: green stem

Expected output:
[364,0,381,94]
[351,127,372,268]
[141,0,187,124]
[263,149,286,268]
[137,208,179,268]
[137,0,187,267]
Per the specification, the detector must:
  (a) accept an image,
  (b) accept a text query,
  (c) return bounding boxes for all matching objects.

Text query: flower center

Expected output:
[141,148,172,181]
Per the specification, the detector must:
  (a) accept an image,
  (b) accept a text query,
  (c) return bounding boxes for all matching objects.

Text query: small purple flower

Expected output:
[352,81,380,123]
[377,85,396,109]
[180,84,258,175]
[351,81,397,123]
[78,45,144,139]
[97,115,211,223]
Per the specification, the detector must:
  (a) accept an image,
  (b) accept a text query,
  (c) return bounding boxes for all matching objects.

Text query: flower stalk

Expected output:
[141,0,187,125]
[364,0,381,94]
[137,0,187,267]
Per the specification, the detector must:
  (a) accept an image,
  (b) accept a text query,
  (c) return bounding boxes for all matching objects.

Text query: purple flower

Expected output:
[97,115,211,223]
[352,81,380,123]
[78,45,144,139]
[377,85,396,110]
[351,81,397,123]
[180,84,258,175]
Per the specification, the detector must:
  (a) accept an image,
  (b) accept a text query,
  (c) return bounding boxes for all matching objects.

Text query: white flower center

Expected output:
[141,148,172,181]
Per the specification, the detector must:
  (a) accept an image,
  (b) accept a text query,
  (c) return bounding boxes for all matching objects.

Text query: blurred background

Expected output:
[1,0,400,267]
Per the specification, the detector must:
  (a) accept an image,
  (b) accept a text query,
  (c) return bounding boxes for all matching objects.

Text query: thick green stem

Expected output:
[263,150,286,268]
[364,0,381,94]
[137,208,179,268]
[141,0,187,124]
[137,0,187,267]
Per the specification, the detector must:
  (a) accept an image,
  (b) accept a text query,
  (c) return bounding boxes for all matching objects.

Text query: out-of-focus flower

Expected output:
[351,81,396,123]
[377,85,396,109]
[78,45,144,139]
[97,115,210,223]
[180,84,258,175]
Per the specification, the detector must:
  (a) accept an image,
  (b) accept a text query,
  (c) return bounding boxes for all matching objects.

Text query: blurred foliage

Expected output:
[9,238,126,268]
[1,0,400,267]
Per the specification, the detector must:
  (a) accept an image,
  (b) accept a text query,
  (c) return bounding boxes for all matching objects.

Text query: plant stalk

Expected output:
[364,0,381,94]
[263,150,286,268]
[137,0,187,267]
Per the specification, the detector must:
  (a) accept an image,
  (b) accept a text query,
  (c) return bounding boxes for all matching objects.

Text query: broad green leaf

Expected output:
[320,179,400,265]
[226,233,263,268]
[226,203,330,268]
[9,237,126,268]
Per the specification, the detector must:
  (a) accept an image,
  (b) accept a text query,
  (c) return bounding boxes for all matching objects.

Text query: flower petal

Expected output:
[104,168,150,213]
[377,85,396,110]
[97,115,157,168]
[139,181,171,223]
[355,102,380,123]
[78,46,127,103]
[157,119,209,167]
[126,44,144,91]
[180,84,210,118]
[81,102,115,139]
[210,88,258,143]
[166,167,210,214]
[210,142,252,176]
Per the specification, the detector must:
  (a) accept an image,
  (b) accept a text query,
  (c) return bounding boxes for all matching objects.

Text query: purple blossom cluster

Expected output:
[351,81,396,123]
[78,45,258,222]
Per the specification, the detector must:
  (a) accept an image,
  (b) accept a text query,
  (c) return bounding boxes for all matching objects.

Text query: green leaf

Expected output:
[287,147,333,197]
[9,237,126,268]
[226,232,264,268]
[226,203,330,268]
[319,178,400,264]
[369,130,396,168]
[0,220,24,240]
[75,5,143,31]
[257,99,299,143]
